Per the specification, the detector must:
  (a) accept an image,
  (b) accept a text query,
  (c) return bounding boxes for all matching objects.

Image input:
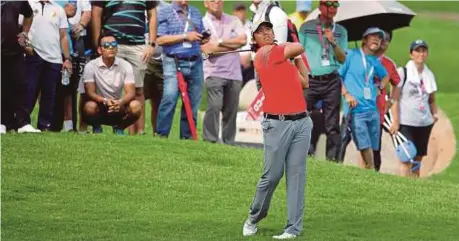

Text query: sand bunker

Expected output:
[234,80,456,178]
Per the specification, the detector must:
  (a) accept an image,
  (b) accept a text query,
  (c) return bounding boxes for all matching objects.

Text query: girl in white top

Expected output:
[396,40,439,177]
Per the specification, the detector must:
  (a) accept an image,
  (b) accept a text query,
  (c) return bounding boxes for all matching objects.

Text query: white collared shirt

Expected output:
[28,0,68,64]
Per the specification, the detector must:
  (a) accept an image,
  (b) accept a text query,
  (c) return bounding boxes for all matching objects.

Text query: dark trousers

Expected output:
[25,54,62,130]
[1,53,30,130]
[308,109,326,156]
[202,76,242,144]
[51,38,86,132]
[304,75,342,161]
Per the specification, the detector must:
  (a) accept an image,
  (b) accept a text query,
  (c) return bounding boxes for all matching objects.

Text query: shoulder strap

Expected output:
[265,4,275,22]
[401,67,407,88]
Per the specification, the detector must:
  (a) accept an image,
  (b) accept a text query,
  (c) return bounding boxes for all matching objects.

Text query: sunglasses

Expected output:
[102,41,118,49]
[321,1,340,8]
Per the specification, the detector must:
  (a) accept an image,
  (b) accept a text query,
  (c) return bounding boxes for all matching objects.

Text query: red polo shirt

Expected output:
[254,45,306,114]
[375,55,401,122]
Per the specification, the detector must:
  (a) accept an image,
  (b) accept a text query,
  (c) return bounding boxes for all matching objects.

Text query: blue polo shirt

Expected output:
[157,3,203,58]
[339,48,388,114]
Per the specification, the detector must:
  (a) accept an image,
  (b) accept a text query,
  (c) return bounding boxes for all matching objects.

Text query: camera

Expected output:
[201,29,211,40]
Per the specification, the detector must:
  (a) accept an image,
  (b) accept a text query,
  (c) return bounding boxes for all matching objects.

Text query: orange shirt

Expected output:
[254,45,306,114]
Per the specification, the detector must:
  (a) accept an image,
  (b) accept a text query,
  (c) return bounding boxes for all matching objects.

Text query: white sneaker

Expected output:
[0,124,6,134]
[242,219,257,236]
[17,124,41,133]
[273,232,297,239]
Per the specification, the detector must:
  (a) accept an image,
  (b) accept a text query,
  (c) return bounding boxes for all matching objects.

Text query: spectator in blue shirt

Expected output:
[339,27,389,170]
[155,0,206,139]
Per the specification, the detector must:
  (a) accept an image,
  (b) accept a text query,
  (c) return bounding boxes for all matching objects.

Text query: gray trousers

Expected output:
[202,76,242,144]
[248,115,313,235]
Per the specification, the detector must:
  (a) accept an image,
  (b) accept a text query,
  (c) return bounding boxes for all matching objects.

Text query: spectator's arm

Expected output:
[83,65,106,103]
[147,7,157,44]
[429,92,438,116]
[91,2,104,48]
[21,1,33,33]
[217,18,247,50]
[338,52,351,95]
[157,34,188,46]
[58,7,71,59]
[334,27,347,64]
[60,29,71,59]
[80,11,91,29]
[119,63,136,105]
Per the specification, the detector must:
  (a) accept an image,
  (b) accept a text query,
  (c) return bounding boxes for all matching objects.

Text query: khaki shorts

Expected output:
[117,44,147,88]
[144,58,164,101]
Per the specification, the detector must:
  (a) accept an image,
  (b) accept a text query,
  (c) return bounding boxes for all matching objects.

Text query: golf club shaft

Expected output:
[208,49,252,57]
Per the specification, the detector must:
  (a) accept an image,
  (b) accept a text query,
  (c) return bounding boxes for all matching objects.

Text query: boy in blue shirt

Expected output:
[339,27,389,169]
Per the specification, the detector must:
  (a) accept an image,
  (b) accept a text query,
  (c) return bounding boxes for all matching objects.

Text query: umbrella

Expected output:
[337,111,353,163]
[174,57,198,140]
[306,1,416,41]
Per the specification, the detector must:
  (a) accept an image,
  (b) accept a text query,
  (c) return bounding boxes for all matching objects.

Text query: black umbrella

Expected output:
[306,1,416,41]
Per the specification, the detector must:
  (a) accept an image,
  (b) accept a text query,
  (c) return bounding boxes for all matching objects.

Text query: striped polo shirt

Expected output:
[157,2,203,58]
[91,1,158,45]
[299,18,348,76]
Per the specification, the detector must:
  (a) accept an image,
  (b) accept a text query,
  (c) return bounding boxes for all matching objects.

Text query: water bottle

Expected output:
[62,69,70,86]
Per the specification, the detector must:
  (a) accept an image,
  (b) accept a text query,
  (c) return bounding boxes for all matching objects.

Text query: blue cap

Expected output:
[362,27,385,39]
[296,0,312,12]
[410,39,428,52]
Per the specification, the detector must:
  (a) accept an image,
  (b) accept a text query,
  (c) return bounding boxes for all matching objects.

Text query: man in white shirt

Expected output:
[82,34,141,134]
[24,0,72,131]
[248,0,288,90]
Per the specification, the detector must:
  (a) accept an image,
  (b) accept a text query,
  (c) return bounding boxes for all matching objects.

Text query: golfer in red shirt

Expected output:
[242,20,312,240]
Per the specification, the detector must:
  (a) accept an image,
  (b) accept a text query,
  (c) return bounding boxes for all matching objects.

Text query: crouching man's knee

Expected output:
[128,100,142,117]
[83,101,100,116]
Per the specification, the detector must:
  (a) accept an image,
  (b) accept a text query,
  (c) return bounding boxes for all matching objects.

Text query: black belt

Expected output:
[264,112,309,121]
[309,72,338,81]
[166,54,199,61]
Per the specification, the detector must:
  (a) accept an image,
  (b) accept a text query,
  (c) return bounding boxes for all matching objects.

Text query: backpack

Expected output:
[255,3,300,43]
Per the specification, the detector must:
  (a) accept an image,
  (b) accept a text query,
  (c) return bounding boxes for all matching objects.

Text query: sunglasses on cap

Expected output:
[102,41,118,49]
[321,1,340,8]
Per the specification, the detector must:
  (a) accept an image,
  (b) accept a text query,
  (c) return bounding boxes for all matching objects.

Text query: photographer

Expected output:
[155,0,206,139]
[201,0,247,145]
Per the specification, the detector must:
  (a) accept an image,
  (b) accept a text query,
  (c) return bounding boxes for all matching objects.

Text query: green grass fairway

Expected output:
[2,134,459,241]
[2,1,459,241]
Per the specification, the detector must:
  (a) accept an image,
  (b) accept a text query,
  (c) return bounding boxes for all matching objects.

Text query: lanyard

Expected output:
[204,14,222,38]
[316,23,335,50]
[360,48,374,86]
[173,9,191,33]
[418,72,426,96]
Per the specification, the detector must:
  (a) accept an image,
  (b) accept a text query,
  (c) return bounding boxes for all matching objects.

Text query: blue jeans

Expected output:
[351,110,381,151]
[156,56,203,139]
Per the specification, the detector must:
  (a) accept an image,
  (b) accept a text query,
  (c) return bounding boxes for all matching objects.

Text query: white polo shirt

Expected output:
[67,0,91,36]
[83,57,135,99]
[28,0,68,64]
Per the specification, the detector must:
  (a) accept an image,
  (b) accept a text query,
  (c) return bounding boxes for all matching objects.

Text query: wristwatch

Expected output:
[182,33,188,41]
[149,41,156,47]
[217,38,223,46]
[65,56,72,62]
[103,97,108,105]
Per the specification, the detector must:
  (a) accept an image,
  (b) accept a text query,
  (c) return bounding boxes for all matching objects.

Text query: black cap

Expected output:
[410,39,428,52]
